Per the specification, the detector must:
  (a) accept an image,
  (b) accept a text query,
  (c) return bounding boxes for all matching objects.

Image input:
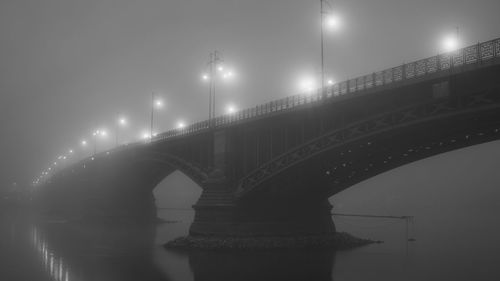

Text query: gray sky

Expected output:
[1,0,500,188]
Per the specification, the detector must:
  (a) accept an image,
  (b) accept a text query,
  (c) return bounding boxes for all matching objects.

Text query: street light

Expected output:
[222,70,235,80]
[298,75,317,94]
[201,51,237,125]
[141,131,151,140]
[150,92,164,141]
[116,116,127,146]
[320,0,342,98]
[176,121,186,129]
[119,117,127,126]
[325,14,342,31]
[441,27,460,52]
[92,129,107,154]
[225,104,237,115]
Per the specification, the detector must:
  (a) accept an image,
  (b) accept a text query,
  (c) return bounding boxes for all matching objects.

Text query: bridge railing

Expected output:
[154,38,500,142]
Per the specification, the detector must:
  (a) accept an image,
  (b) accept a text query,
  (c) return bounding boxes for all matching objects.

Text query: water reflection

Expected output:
[27,220,167,281]
[23,216,338,281]
[32,227,69,281]
[187,249,336,281]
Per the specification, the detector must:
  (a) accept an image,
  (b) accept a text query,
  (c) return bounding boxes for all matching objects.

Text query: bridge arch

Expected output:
[133,151,210,190]
[152,170,202,223]
[235,88,500,201]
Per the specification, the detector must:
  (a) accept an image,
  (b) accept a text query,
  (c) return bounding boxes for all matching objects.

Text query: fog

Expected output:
[1,1,500,280]
[1,0,500,188]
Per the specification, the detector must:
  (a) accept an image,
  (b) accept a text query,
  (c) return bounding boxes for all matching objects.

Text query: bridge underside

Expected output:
[35,94,500,237]
[190,90,500,236]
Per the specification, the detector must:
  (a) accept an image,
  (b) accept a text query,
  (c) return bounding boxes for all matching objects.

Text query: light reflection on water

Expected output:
[31,227,69,281]
[0,207,498,281]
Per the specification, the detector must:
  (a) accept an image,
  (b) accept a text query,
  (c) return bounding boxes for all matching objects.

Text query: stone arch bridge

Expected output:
[36,38,500,236]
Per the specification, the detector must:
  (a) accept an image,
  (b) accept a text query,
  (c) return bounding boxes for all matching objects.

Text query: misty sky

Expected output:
[1,0,500,188]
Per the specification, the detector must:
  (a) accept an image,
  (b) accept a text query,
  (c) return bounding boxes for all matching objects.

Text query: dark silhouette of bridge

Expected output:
[35,38,500,237]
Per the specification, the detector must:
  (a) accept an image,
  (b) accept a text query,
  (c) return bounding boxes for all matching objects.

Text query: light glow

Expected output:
[118,117,127,126]
[298,76,317,93]
[222,70,235,80]
[442,35,460,52]
[154,99,163,108]
[325,14,342,31]
[176,121,186,129]
[225,104,237,114]
[141,131,151,140]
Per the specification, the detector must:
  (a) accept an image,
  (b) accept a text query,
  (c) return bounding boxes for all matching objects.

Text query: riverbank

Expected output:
[165,232,380,251]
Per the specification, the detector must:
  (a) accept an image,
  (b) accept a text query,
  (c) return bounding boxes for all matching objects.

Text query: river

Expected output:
[0,206,497,281]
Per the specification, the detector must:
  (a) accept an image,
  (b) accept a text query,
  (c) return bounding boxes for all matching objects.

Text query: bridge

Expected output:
[34,38,500,237]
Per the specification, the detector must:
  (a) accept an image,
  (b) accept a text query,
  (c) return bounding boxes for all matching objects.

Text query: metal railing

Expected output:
[153,38,500,142]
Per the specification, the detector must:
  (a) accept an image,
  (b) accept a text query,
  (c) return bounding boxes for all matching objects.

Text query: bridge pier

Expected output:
[190,191,335,237]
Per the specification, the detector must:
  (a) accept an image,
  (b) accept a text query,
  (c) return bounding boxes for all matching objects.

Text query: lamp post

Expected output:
[202,51,236,126]
[116,116,127,146]
[320,0,325,94]
[92,129,107,154]
[207,51,222,122]
[92,131,98,155]
[150,93,163,141]
[320,0,342,98]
